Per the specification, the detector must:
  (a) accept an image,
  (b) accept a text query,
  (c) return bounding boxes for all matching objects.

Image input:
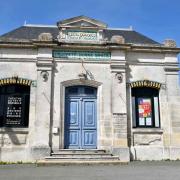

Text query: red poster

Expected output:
[138,98,152,118]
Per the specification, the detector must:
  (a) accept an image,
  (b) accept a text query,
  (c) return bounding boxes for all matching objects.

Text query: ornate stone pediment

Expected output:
[57,15,107,29]
[65,20,99,28]
[57,16,107,43]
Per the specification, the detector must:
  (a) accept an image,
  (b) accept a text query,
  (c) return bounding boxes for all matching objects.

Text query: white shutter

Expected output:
[154,97,160,127]
[132,97,136,127]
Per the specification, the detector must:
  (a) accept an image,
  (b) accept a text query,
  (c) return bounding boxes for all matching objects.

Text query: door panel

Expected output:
[65,98,81,148]
[69,100,80,128]
[82,99,96,129]
[68,130,80,148]
[82,130,97,148]
[82,99,97,148]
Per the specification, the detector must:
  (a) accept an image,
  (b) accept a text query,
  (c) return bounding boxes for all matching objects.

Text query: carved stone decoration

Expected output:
[41,71,49,82]
[130,80,161,89]
[164,39,177,47]
[134,134,162,146]
[38,33,53,41]
[78,73,87,80]
[111,35,125,44]
[57,28,66,41]
[115,72,123,83]
[0,77,32,86]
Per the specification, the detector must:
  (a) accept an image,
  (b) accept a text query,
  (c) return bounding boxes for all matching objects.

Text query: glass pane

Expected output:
[70,101,78,125]
[132,97,136,127]
[146,118,152,126]
[6,85,16,94]
[139,118,145,126]
[85,101,94,125]
[68,87,78,95]
[138,98,152,126]
[84,87,94,95]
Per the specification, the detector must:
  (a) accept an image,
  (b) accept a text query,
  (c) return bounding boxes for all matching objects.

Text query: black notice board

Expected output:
[4,95,25,127]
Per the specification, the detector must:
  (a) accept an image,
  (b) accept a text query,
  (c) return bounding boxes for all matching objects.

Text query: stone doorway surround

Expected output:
[59,79,102,150]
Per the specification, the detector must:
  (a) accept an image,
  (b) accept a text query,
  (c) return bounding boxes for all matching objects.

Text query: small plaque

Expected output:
[66,31,97,41]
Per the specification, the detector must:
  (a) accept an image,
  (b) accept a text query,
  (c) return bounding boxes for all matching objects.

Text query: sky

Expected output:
[0,0,180,46]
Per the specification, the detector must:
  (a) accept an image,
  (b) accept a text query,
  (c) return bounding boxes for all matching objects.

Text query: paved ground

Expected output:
[0,161,180,180]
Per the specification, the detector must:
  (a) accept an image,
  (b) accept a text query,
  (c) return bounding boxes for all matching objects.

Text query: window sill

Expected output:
[0,127,29,134]
[132,128,163,134]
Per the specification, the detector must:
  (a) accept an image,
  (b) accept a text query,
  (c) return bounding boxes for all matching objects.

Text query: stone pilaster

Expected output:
[110,50,129,161]
[163,54,180,160]
[31,48,53,160]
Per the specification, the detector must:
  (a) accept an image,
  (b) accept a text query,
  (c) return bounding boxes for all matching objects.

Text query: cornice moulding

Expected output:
[0,41,180,54]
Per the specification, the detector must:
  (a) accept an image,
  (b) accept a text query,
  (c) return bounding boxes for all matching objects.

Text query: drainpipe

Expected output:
[49,57,55,153]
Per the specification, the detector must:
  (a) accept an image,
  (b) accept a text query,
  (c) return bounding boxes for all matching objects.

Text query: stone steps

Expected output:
[37,149,123,165]
[51,149,108,157]
[52,149,106,154]
[37,160,127,166]
[51,153,113,158]
[45,156,119,160]
[47,149,119,160]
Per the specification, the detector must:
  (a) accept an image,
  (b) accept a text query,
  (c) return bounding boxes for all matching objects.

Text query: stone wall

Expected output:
[127,51,180,161]
[0,46,179,162]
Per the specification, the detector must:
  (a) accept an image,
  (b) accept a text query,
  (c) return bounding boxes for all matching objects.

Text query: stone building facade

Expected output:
[0,16,179,162]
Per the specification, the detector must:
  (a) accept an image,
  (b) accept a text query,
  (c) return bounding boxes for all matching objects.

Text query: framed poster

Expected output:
[138,98,152,126]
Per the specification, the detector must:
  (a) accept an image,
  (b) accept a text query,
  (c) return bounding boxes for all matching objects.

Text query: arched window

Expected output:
[132,87,160,128]
[0,84,30,127]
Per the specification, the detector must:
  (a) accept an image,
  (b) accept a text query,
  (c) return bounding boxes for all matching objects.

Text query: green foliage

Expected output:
[0,161,34,165]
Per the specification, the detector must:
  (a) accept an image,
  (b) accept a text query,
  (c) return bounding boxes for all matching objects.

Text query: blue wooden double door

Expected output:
[65,86,97,149]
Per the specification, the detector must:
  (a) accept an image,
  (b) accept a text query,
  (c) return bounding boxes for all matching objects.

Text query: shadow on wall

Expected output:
[0,129,28,161]
[130,149,136,161]
[1,128,27,146]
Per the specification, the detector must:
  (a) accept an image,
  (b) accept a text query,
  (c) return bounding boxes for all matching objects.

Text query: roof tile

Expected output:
[0,26,160,45]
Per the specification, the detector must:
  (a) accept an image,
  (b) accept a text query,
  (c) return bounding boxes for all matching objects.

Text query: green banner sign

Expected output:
[53,50,111,60]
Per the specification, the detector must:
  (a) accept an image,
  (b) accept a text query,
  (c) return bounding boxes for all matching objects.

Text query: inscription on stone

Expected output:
[113,113,127,138]
[66,31,97,41]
